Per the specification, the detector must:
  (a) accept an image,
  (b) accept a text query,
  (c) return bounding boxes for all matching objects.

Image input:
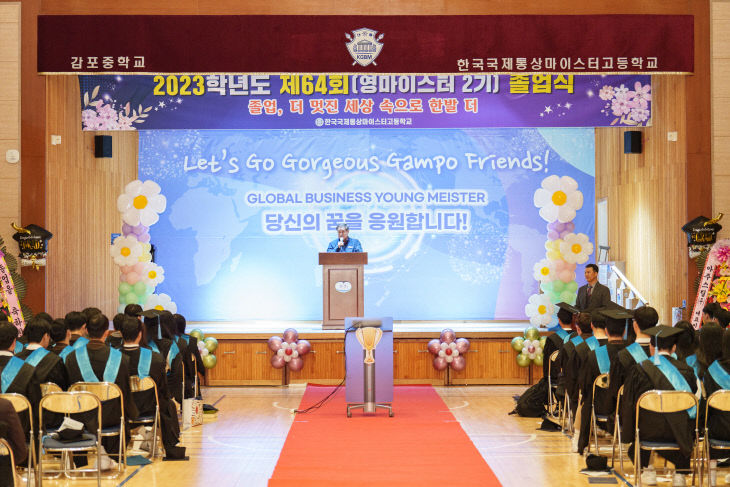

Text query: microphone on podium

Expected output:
[339,237,344,251]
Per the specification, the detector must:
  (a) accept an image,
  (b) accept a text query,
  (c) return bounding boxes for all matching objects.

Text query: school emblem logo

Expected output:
[345,28,384,67]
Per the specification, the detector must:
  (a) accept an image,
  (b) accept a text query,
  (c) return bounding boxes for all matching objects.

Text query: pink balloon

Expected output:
[427,339,441,355]
[271,354,286,369]
[440,329,456,344]
[134,262,147,274]
[451,355,467,371]
[433,356,448,371]
[559,270,575,283]
[120,265,134,274]
[268,336,283,352]
[288,357,304,372]
[455,337,470,354]
[282,328,299,344]
[125,272,139,284]
[296,339,311,356]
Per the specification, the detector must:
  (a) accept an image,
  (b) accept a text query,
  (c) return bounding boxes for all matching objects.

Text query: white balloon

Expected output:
[438,350,446,357]
[445,355,453,363]
[292,350,299,359]
[529,353,536,360]
[452,349,460,357]
[440,342,448,350]
[277,349,285,357]
[200,348,209,357]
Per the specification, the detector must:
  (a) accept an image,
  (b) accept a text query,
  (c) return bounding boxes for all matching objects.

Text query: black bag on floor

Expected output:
[509,377,548,417]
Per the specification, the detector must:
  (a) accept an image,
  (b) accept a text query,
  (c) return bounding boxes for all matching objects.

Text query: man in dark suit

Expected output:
[575,263,612,311]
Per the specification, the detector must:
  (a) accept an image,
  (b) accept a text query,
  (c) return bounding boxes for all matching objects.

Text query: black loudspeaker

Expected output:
[94,135,112,158]
[623,131,642,154]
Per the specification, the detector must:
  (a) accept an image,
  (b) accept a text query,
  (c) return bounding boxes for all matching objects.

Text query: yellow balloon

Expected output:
[138,252,152,262]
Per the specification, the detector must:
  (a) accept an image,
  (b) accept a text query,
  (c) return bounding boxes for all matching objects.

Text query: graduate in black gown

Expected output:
[120,317,186,460]
[174,314,205,399]
[559,312,594,420]
[64,313,138,456]
[576,308,629,454]
[701,328,730,461]
[0,323,42,434]
[608,306,657,421]
[64,311,88,346]
[542,302,577,381]
[47,318,71,357]
[105,313,125,349]
[622,325,701,483]
[13,317,68,389]
[143,311,184,406]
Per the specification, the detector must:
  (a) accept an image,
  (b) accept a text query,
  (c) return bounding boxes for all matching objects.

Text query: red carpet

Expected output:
[269,385,502,487]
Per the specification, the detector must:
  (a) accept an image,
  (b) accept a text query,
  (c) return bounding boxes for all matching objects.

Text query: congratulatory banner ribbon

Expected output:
[0,251,25,334]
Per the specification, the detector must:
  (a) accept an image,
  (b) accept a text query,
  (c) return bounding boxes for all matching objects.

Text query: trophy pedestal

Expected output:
[346,362,393,417]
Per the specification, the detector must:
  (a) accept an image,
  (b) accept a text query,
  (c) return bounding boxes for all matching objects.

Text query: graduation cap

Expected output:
[141,309,163,339]
[681,214,723,247]
[53,417,84,443]
[644,325,683,359]
[556,302,579,314]
[598,306,634,333]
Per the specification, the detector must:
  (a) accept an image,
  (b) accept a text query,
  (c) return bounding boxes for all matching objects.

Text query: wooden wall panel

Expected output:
[45,76,138,318]
[595,76,687,324]
[0,3,20,267]
[713,1,730,240]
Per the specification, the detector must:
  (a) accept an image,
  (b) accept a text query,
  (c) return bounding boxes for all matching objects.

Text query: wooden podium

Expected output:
[319,252,368,330]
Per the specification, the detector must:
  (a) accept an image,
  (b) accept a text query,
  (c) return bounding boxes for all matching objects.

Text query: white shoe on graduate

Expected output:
[571,433,580,453]
[671,472,686,487]
[640,465,657,486]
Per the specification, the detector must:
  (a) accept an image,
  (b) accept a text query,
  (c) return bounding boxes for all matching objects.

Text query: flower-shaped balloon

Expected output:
[532,259,557,283]
[117,180,167,227]
[144,293,178,313]
[110,235,144,266]
[559,233,594,264]
[427,330,469,371]
[141,263,165,287]
[512,327,544,367]
[525,293,555,327]
[533,175,584,223]
[268,329,311,372]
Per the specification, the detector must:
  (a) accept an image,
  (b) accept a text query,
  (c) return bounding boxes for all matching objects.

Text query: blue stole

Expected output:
[595,345,611,374]
[570,336,584,346]
[685,354,700,378]
[626,342,649,364]
[651,355,696,419]
[25,347,50,367]
[1,356,25,393]
[59,336,91,363]
[137,347,152,379]
[75,345,122,383]
[73,337,89,349]
[181,334,190,345]
[13,341,24,354]
[148,341,160,354]
[548,325,570,343]
[708,360,730,390]
[59,346,74,362]
[168,341,180,364]
[585,336,599,351]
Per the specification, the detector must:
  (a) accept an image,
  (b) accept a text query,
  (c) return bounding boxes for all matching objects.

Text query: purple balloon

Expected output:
[440,328,456,344]
[433,356,448,371]
[282,328,299,344]
[296,339,311,356]
[122,223,134,236]
[451,355,467,371]
[133,224,149,236]
[427,339,441,355]
[136,232,151,243]
[271,354,286,369]
[268,336,283,352]
[455,337,470,354]
[288,357,304,372]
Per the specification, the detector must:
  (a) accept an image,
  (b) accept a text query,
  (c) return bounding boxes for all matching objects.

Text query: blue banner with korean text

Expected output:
[140,128,595,322]
[81,74,651,130]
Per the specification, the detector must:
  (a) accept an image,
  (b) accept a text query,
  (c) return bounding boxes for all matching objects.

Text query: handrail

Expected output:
[609,264,648,306]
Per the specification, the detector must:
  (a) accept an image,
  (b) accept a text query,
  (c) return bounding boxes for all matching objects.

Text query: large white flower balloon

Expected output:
[532,259,557,283]
[559,233,594,264]
[533,175,584,223]
[140,262,165,287]
[524,293,555,327]
[145,293,178,314]
[110,235,144,266]
[117,180,167,227]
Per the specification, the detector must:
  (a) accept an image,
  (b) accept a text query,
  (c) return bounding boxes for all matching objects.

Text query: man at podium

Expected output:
[327,223,363,252]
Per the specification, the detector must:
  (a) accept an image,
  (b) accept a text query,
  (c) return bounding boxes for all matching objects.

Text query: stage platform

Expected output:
[189,320,536,339]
